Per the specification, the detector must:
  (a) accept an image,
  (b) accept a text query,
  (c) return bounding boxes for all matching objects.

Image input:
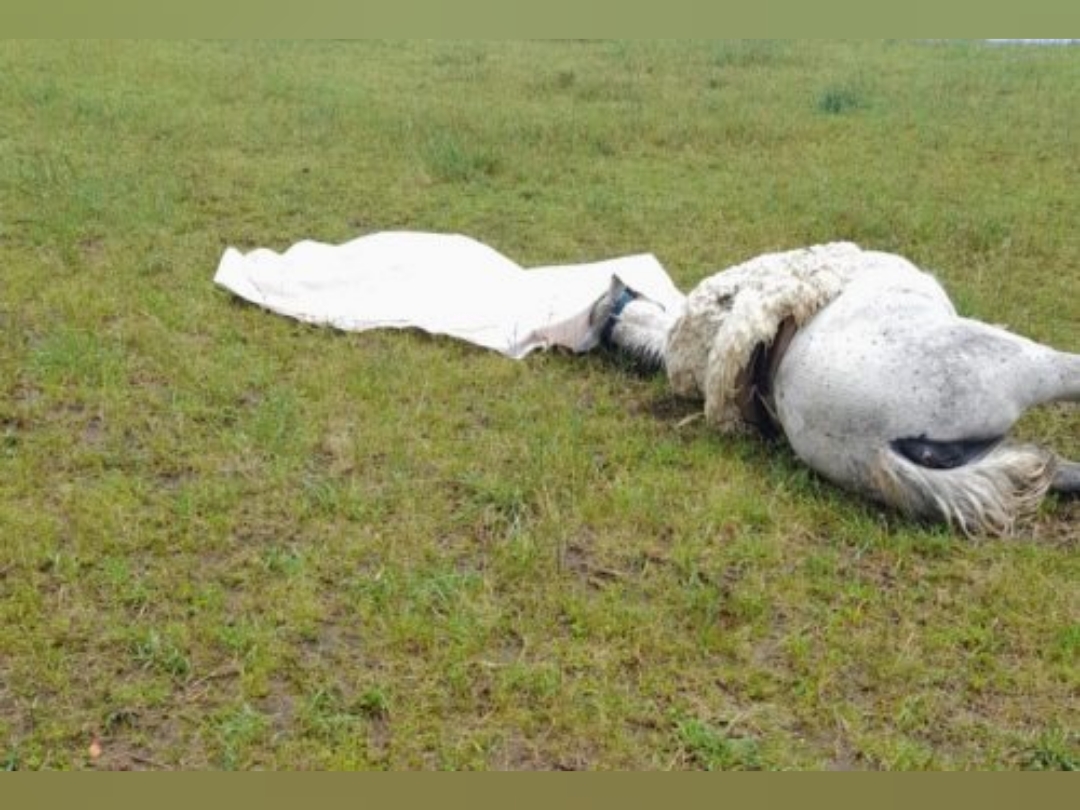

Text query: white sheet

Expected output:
[213,231,686,358]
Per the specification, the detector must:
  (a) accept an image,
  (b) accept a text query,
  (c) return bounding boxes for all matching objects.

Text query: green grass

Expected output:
[1,40,1078,770]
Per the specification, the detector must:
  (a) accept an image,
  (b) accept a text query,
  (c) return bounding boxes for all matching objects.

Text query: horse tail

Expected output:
[870,443,1057,537]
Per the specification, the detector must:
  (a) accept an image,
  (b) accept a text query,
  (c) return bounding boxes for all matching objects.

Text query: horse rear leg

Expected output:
[1027,350,1080,495]
[1052,459,1080,495]
[1029,349,1080,406]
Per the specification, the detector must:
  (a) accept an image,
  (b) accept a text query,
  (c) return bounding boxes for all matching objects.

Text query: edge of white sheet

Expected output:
[213,231,686,358]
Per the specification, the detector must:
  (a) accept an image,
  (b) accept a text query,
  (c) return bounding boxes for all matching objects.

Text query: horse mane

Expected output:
[666,242,860,434]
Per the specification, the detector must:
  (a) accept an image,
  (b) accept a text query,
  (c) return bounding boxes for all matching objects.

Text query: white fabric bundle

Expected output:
[214,231,686,359]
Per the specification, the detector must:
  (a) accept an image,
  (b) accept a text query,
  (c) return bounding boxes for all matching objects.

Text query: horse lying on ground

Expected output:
[215,234,1077,537]
[591,242,1080,536]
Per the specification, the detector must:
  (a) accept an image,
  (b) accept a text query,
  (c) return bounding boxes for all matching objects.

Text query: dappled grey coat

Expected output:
[601,243,1080,536]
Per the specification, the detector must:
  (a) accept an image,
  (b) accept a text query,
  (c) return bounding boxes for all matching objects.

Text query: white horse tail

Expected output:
[869,443,1058,537]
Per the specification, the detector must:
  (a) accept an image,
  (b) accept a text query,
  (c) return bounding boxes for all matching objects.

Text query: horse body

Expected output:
[773,253,1077,534]
[597,244,1079,535]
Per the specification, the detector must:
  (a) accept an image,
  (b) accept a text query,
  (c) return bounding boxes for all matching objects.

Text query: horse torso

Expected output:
[772,253,1058,492]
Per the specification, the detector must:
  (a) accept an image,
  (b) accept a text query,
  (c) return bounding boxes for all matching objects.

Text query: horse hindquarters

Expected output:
[770,278,1080,533]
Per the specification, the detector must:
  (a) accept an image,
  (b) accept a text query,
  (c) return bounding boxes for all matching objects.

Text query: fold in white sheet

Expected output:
[214,231,685,358]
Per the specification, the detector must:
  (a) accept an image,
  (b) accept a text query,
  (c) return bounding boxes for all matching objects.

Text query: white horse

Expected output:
[592,243,1080,536]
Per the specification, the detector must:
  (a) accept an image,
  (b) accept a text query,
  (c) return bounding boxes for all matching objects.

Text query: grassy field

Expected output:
[0,40,1077,770]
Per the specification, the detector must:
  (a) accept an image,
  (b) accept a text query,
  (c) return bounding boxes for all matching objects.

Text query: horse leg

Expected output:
[1010,347,1080,496]
[1028,352,1080,498]
[1052,460,1080,495]
[1012,347,1080,408]
[1053,351,1080,402]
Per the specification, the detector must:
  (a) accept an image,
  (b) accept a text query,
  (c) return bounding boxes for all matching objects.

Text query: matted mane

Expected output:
[665,243,859,433]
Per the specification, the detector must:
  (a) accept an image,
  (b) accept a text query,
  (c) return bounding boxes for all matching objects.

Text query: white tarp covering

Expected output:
[214,231,685,358]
